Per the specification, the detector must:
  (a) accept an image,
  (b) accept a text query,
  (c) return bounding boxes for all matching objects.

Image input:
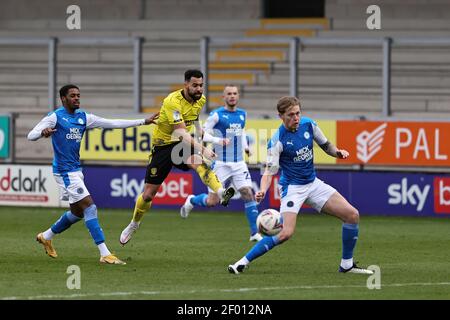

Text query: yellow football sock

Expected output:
[196,163,223,193]
[132,193,152,223]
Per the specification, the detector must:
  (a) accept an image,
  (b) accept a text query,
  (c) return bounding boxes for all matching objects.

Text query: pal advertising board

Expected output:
[0,165,60,207]
[83,166,449,217]
[337,121,450,167]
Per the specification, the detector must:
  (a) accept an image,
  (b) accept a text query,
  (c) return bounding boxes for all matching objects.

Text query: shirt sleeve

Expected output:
[312,122,328,145]
[27,113,57,141]
[202,112,222,144]
[164,100,184,125]
[86,114,145,129]
[266,133,283,175]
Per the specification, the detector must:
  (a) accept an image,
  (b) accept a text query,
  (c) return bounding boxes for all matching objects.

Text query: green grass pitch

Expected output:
[0,206,449,300]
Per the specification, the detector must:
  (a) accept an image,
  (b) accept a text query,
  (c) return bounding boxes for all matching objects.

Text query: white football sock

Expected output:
[217,188,224,199]
[43,228,56,240]
[98,243,111,257]
[236,257,250,266]
[130,221,140,228]
[340,258,353,269]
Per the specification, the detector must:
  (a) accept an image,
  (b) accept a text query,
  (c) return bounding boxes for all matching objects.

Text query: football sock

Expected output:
[341,258,354,270]
[42,229,56,240]
[245,235,280,262]
[190,193,208,207]
[132,193,152,223]
[236,256,250,266]
[84,204,105,245]
[195,163,222,193]
[342,223,359,265]
[97,242,111,257]
[49,211,82,237]
[244,200,259,235]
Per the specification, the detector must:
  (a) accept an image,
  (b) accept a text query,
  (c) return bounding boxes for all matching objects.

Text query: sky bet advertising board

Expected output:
[83,166,450,217]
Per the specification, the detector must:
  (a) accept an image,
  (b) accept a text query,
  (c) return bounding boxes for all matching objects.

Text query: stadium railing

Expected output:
[202,36,450,118]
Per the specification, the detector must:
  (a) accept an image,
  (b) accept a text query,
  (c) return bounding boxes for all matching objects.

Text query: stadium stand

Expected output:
[1,0,450,163]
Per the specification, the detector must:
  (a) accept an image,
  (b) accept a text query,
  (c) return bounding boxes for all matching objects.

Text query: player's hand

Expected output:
[202,147,216,160]
[221,138,230,146]
[41,128,56,138]
[255,191,266,203]
[336,149,349,159]
[144,112,160,125]
[245,148,252,157]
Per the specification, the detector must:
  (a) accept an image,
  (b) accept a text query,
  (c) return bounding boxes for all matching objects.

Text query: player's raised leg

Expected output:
[180,192,220,218]
[321,191,373,274]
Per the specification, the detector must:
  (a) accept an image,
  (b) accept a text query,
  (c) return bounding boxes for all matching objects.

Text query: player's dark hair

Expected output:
[184,69,203,82]
[59,84,79,98]
[277,96,301,114]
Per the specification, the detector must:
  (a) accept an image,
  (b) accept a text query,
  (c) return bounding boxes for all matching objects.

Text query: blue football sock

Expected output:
[342,223,359,260]
[83,204,105,245]
[244,200,259,235]
[51,211,82,234]
[245,235,280,262]
[190,193,208,207]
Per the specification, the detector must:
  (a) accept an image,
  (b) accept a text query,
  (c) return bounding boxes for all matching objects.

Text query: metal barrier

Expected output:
[2,35,450,117]
[0,37,143,113]
[201,36,450,117]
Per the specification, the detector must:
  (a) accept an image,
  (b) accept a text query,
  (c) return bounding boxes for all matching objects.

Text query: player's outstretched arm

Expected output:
[86,112,159,130]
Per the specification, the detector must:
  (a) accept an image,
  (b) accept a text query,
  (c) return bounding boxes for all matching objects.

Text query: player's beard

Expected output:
[188,89,202,101]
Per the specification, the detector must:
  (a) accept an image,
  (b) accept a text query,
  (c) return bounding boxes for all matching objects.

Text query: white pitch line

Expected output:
[2,282,450,300]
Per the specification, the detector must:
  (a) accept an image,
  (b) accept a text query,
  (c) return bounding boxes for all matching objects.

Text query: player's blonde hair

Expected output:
[277,96,301,114]
[223,84,239,94]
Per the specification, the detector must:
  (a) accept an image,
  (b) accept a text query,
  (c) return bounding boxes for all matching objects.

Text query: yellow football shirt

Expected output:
[151,89,206,146]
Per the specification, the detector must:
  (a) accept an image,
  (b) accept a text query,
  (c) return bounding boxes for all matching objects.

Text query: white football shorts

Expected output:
[208,161,252,193]
[54,170,91,204]
[278,177,336,214]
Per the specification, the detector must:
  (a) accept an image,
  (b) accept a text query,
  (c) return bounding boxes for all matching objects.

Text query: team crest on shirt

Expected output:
[304,132,310,139]
[173,111,182,123]
[151,168,157,175]
[78,118,84,125]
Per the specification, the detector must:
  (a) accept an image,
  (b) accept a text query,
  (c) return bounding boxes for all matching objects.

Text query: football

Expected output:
[256,209,283,236]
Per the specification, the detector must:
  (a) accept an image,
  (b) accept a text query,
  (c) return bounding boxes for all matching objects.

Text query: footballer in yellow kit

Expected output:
[151,88,205,147]
[119,69,235,246]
